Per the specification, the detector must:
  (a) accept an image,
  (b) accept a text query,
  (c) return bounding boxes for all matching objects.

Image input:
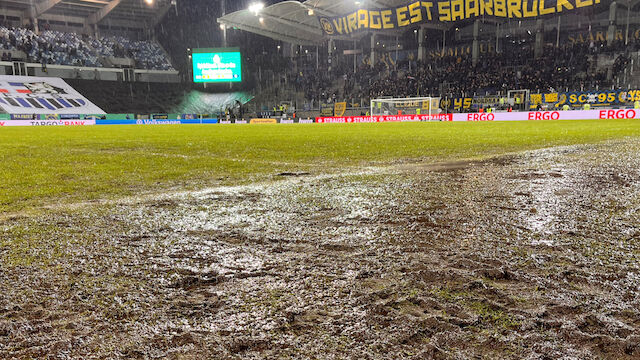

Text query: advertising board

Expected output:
[316,114,452,123]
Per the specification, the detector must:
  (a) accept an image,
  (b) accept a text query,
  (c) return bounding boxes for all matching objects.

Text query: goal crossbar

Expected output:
[370,96,441,118]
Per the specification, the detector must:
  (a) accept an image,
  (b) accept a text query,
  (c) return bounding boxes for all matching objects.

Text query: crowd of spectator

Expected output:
[300,38,639,105]
[0,25,174,70]
[91,36,174,70]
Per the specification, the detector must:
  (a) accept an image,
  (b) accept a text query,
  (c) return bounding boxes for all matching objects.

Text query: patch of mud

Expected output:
[2,140,640,359]
[276,172,311,177]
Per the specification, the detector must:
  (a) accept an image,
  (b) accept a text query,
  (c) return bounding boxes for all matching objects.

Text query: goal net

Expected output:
[371,97,441,117]
[507,89,530,111]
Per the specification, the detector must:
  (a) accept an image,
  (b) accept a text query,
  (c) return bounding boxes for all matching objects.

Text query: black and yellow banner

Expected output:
[334,102,347,116]
[530,90,640,109]
[318,0,602,36]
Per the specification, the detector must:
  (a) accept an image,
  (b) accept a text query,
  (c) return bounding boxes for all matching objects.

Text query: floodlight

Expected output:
[249,2,264,15]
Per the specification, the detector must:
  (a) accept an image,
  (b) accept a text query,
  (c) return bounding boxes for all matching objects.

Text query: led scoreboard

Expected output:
[192,48,242,83]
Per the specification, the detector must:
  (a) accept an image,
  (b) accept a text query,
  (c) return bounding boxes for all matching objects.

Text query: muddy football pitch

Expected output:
[1,120,640,359]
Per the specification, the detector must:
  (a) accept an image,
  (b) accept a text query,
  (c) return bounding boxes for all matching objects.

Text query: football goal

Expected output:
[371,97,442,117]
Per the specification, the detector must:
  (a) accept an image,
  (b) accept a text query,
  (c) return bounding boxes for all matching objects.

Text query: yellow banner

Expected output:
[530,90,640,109]
[319,0,602,36]
[334,102,347,117]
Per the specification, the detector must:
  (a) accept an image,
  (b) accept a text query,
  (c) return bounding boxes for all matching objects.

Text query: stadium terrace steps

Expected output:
[66,79,189,114]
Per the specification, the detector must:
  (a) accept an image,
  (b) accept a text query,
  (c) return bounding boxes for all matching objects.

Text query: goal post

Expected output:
[507,89,530,111]
[370,97,441,118]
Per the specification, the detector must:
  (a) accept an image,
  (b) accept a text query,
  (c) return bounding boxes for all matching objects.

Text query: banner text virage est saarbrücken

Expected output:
[318,0,601,36]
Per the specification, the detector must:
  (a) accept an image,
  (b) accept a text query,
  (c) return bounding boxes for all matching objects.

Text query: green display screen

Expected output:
[192,48,242,83]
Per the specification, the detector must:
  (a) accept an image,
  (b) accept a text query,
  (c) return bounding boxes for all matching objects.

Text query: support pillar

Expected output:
[395,35,399,66]
[328,39,333,72]
[354,40,357,74]
[221,0,227,47]
[556,17,561,48]
[534,19,544,59]
[607,1,617,44]
[625,0,630,45]
[370,34,375,68]
[472,20,480,65]
[495,23,500,53]
[292,44,298,74]
[418,27,426,62]
[442,29,446,56]
[283,43,292,57]
[28,0,38,33]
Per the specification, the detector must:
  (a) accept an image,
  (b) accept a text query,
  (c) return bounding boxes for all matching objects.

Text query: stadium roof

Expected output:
[218,0,451,45]
[218,0,639,46]
[0,0,172,29]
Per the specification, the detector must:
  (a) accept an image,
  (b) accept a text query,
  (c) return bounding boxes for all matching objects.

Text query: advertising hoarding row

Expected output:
[1,110,638,126]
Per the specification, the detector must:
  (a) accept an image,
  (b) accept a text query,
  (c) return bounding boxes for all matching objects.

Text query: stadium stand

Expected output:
[0,0,638,118]
[0,25,173,70]
[279,38,640,111]
[90,36,173,70]
[66,79,188,114]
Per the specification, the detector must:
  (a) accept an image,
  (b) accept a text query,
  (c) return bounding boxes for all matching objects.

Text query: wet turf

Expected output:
[1,119,640,213]
[1,140,640,358]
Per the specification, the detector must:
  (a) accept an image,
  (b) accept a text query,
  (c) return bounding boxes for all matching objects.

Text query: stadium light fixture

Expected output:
[249,2,264,15]
[308,9,314,16]
[259,17,265,24]
[145,0,153,5]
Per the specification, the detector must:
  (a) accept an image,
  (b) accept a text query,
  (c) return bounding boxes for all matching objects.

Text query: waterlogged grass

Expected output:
[1,120,639,212]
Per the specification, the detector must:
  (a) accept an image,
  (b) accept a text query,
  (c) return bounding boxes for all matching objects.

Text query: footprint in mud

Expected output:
[276,172,311,177]
[170,270,223,290]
